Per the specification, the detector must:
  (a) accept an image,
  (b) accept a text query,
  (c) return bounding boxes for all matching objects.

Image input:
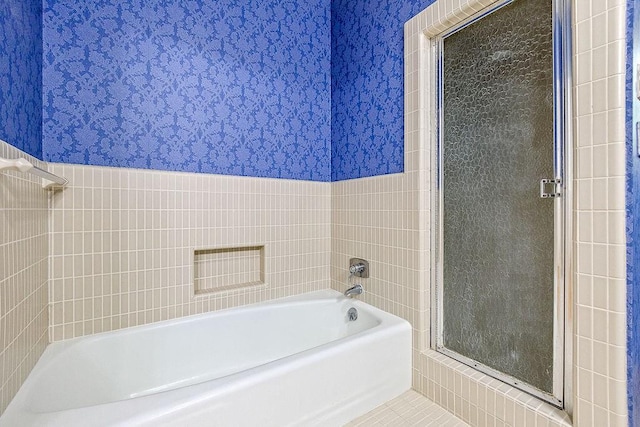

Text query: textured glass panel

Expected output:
[441,0,554,393]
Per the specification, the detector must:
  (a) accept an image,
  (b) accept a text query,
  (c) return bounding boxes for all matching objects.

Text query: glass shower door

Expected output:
[435,0,565,405]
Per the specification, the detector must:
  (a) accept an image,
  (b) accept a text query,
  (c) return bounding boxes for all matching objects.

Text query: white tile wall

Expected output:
[332,171,425,383]
[48,164,331,340]
[0,140,49,414]
[572,0,627,425]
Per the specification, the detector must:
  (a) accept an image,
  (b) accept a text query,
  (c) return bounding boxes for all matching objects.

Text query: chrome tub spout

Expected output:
[344,284,363,298]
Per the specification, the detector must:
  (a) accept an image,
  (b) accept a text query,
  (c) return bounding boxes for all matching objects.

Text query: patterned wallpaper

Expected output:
[330,0,435,181]
[627,1,640,424]
[0,0,42,159]
[43,0,331,181]
[8,0,445,181]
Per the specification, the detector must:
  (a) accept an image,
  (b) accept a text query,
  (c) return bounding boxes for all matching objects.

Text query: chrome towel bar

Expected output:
[0,157,68,189]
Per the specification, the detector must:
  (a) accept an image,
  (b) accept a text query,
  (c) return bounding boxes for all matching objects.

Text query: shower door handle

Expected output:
[540,178,561,198]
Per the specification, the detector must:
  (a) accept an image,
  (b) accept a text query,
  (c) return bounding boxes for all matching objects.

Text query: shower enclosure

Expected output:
[432,0,570,408]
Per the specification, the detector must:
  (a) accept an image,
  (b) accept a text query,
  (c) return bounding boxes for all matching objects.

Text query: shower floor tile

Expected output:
[344,390,468,426]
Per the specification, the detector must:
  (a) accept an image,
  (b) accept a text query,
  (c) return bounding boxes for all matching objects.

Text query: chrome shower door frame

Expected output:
[430,0,573,411]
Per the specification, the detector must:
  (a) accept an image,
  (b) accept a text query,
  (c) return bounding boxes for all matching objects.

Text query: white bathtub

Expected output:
[1,290,411,426]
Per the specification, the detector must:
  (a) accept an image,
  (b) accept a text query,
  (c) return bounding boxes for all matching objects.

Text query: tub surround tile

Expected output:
[0,140,49,414]
[48,163,331,340]
[331,171,426,385]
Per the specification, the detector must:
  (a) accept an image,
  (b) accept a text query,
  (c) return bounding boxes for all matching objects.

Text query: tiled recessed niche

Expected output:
[194,246,265,294]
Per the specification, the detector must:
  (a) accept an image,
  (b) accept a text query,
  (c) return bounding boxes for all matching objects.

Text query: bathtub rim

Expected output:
[40,289,393,352]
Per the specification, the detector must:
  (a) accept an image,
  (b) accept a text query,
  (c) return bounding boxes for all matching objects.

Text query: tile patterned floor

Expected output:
[345,390,469,426]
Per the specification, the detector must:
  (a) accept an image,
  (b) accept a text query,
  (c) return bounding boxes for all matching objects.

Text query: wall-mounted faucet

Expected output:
[344,284,364,298]
[349,263,366,275]
[349,258,369,278]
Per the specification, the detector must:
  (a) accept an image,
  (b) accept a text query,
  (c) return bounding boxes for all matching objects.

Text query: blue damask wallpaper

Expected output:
[0,0,42,159]
[43,0,331,181]
[330,0,435,181]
